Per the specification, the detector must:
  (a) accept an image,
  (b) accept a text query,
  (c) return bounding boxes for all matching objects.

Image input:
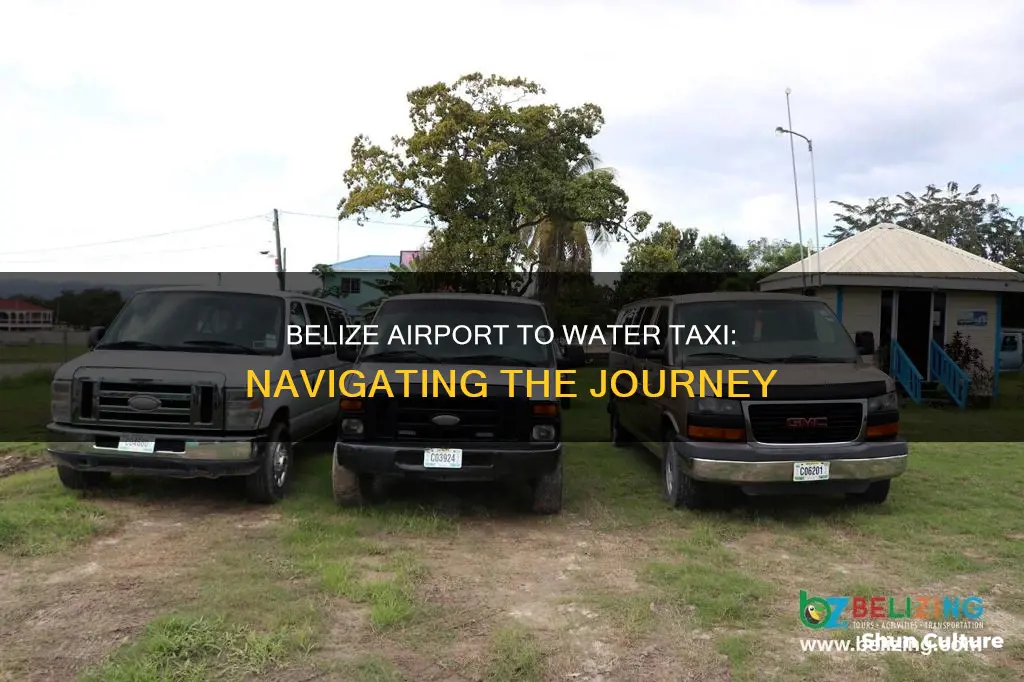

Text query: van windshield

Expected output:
[673,299,860,364]
[97,291,285,355]
[361,298,554,367]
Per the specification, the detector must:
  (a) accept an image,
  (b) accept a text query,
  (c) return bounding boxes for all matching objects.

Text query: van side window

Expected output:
[1004,335,1019,352]
[652,305,669,348]
[305,303,334,355]
[635,306,656,350]
[613,308,637,353]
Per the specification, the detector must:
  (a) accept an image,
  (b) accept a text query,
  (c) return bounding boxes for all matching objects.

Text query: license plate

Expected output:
[117,438,156,454]
[793,461,829,482]
[424,448,462,469]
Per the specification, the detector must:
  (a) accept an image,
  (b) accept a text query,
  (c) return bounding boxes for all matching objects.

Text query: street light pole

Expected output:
[782,88,807,292]
[775,107,823,288]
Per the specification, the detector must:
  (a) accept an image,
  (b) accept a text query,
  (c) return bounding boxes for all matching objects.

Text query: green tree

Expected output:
[310,264,339,298]
[337,73,644,293]
[828,181,1024,269]
[621,219,680,273]
[745,238,807,274]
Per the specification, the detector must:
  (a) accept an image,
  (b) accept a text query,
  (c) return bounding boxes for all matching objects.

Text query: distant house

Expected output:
[328,251,422,317]
[0,298,54,331]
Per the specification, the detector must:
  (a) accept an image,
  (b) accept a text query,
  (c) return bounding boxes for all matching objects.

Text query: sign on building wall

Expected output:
[956,310,988,327]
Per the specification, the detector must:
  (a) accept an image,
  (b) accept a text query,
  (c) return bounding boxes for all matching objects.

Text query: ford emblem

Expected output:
[431,414,460,427]
[128,395,161,412]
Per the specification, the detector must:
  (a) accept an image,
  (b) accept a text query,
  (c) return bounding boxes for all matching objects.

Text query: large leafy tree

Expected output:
[828,182,1024,269]
[745,238,806,274]
[337,73,644,294]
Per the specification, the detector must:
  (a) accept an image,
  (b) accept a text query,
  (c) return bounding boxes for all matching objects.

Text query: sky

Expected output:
[2,0,1023,279]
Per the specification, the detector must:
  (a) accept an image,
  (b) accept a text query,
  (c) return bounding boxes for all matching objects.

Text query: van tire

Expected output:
[245,423,291,504]
[57,466,111,491]
[530,459,564,515]
[849,479,891,505]
[610,405,634,446]
[661,435,708,510]
[332,456,375,507]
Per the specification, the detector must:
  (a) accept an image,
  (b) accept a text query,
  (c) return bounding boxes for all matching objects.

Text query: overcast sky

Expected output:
[2,0,1022,277]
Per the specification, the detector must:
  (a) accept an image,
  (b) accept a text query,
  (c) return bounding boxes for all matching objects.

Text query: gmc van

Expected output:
[331,293,579,514]
[47,287,353,503]
[608,292,909,509]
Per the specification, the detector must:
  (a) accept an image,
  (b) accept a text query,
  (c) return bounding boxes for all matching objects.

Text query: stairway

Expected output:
[920,380,954,407]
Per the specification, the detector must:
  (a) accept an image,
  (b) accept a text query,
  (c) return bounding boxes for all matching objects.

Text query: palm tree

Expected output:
[310,264,336,297]
[521,155,618,309]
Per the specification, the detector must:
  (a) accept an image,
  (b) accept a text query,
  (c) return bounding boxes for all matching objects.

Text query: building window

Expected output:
[339,278,361,295]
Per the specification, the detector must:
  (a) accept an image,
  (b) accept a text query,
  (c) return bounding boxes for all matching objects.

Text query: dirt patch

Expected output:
[394,520,727,682]
[0,451,49,479]
[0,499,280,681]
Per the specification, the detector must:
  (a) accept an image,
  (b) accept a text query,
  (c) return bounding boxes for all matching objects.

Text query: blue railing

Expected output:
[929,339,969,409]
[890,340,923,405]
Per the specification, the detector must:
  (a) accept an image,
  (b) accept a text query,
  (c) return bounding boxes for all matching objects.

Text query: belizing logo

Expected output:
[800,590,984,629]
[786,417,828,429]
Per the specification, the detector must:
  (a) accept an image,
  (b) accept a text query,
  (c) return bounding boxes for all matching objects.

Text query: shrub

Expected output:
[943,331,993,397]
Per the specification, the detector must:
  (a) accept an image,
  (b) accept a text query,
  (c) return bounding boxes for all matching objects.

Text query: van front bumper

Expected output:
[335,441,562,482]
[46,423,261,478]
[675,439,908,486]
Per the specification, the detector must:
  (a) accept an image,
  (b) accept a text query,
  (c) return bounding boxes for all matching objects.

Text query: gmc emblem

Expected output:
[786,417,828,429]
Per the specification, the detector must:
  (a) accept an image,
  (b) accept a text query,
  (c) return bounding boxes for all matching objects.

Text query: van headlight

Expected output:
[693,397,742,416]
[867,392,898,413]
[225,388,264,430]
[51,380,72,423]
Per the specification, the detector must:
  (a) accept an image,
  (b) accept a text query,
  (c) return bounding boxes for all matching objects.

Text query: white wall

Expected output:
[841,287,881,340]
[944,292,998,371]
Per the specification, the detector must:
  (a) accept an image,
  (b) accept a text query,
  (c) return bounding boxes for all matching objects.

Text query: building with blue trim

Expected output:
[326,251,421,318]
[759,223,1024,407]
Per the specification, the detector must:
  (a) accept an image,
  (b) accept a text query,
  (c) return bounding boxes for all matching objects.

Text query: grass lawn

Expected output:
[0,369,1022,681]
[0,343,88,364]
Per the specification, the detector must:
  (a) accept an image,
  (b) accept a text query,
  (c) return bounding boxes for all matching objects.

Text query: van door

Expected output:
[302,301,343,437]
[636,304,670,443]
[610,307,639,430]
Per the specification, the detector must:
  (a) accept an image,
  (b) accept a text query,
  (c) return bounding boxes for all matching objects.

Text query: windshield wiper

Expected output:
[446,353,542,367]
[94,340,173,351]
[685,351,768,363]
[364,349,442,363]
[180,340,261,355]
[768,354,851,364]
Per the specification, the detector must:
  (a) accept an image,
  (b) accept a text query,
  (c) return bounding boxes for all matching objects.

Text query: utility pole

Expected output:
[272,208,285,291]
[784,88,808,293]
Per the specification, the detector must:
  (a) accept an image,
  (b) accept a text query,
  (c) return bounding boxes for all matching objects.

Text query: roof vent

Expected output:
[876,222,899,230]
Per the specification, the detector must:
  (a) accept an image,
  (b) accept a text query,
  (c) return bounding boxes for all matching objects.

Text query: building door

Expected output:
[895,290,932,377]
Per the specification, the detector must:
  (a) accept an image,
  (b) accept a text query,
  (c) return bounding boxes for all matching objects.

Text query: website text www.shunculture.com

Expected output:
[798,632,1005,656]
[244,322,779,400]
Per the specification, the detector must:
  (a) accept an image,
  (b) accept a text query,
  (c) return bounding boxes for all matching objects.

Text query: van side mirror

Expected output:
[87,326,106,349]
[638,343,665,361]
[855,331,875,356]
[337,345,359,362]
[557,343,586,369]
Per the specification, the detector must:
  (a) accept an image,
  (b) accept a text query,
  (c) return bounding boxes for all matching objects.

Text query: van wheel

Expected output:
[331,455,375,507]
[849,479,891,505]
[57,466,111,491]
[245,422,291,504]
[610,405,634,446]
[662,434,710,510]
[530,459,564,515]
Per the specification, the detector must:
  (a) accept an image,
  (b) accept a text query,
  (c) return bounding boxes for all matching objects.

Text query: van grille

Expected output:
[365,391,530,442]
[747,402,863,444]
[75,380,221,430]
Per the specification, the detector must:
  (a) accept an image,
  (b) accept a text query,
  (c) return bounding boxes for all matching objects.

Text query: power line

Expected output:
[3,214,269,257]
[278,210,430,228]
